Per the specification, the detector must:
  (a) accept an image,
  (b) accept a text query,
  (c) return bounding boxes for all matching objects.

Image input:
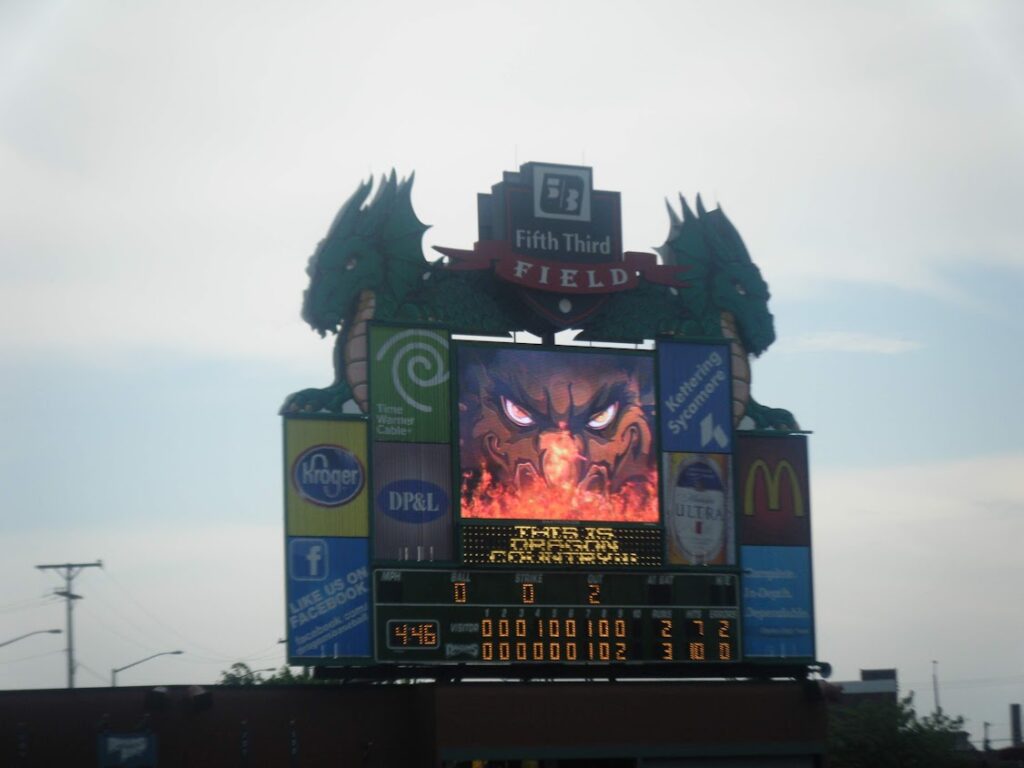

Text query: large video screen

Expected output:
[457,345,658,523]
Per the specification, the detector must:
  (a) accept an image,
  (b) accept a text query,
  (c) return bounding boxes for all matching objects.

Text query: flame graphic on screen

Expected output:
[461,442,659,523]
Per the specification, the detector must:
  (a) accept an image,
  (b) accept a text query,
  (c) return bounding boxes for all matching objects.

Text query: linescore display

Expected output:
[374,570,738,665]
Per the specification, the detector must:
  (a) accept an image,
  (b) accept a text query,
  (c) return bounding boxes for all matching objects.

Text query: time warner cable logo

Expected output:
[292,445,364,507]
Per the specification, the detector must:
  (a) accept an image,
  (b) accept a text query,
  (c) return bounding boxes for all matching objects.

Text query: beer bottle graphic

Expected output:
[666,454,730,565]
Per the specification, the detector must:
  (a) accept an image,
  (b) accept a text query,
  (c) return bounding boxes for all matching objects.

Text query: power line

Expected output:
[35,560,103,689]
[0,648,64,665]
[98,568,277,662]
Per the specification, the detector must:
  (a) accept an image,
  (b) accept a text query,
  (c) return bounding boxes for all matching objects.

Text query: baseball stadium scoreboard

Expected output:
[283,331,815,675]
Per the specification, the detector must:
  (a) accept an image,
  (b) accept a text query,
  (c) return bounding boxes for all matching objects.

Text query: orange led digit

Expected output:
[453,582,467,604]
[522,583,535,604]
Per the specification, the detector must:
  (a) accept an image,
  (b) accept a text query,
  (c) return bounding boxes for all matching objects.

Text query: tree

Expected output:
[828,693,971,768]
[218,662,318,686]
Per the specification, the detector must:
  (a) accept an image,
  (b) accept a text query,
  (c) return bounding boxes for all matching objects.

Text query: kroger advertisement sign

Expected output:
[292,445,364,507]
[284,418,368,538]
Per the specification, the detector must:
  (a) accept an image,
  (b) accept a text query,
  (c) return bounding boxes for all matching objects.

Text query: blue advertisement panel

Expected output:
[657,341,732,454]
[741,545,814,659]
[287,537,371,659]
[373,442,453,561]
[97,733,157,767]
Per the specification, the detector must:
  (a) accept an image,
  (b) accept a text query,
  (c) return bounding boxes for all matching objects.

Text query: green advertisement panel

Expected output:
[369,325,451,443]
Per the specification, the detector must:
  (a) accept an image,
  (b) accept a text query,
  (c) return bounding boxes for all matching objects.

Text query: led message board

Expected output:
[282,163,813,676]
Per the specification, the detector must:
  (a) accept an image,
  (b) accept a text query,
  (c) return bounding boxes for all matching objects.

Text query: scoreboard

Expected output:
[283,330,815,674]
[375,569,739,664]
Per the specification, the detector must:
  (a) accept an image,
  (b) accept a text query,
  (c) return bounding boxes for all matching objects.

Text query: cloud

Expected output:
[775,331,922,355]
[813,452,1024,740]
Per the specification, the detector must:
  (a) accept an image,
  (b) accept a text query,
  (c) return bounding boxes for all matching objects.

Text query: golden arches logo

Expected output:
[743,459,804,518]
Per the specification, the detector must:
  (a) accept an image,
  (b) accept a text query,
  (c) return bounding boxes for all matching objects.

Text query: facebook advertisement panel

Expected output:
[287,536,371,660]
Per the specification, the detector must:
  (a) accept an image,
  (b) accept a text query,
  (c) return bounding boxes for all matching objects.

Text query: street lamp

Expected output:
[111,651,183,687]
[0,629,62,649]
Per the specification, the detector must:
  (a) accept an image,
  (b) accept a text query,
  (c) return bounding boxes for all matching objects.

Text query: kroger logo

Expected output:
[292,445,364,507]
[377,479,448,523]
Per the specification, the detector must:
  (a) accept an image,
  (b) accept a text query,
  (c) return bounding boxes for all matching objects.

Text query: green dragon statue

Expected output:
[284,172,517,413]
[282,172,798,430]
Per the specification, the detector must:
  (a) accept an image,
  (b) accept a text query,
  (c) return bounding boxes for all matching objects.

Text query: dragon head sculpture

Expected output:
[301,172,429,337]
[658,195,776,357]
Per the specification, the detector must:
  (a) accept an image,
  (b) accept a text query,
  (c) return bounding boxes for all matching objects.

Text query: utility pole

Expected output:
[35,560,102,689]
[931,659,941,715]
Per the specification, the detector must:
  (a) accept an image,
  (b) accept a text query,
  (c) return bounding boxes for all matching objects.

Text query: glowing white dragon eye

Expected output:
[587,402,618,430]
[501,396,535,427]
[734,281,747,296]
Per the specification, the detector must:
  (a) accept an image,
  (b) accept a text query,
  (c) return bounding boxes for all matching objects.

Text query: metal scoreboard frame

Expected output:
[283,329,818,678]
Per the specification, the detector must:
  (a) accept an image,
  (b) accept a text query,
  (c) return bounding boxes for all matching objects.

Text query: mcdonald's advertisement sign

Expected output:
[736,434,810,546]
[736,434,814,659]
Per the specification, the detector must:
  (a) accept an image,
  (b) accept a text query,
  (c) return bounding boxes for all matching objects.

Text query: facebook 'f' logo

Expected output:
[290,538,329,581]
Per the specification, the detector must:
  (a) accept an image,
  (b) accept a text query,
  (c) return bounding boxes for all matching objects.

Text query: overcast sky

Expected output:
[1,0,1022,748]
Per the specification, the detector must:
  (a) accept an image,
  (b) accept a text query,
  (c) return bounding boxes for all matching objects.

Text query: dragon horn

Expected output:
[696,193,707,217]
[665,198,681,227]
[326,177,374,239]
[679,194,696,222]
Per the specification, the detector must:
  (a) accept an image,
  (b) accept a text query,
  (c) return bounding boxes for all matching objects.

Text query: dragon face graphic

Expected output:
[459,348,658,522]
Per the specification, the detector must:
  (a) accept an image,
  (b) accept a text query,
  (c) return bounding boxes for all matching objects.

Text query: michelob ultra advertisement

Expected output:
[663,452,734,565]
